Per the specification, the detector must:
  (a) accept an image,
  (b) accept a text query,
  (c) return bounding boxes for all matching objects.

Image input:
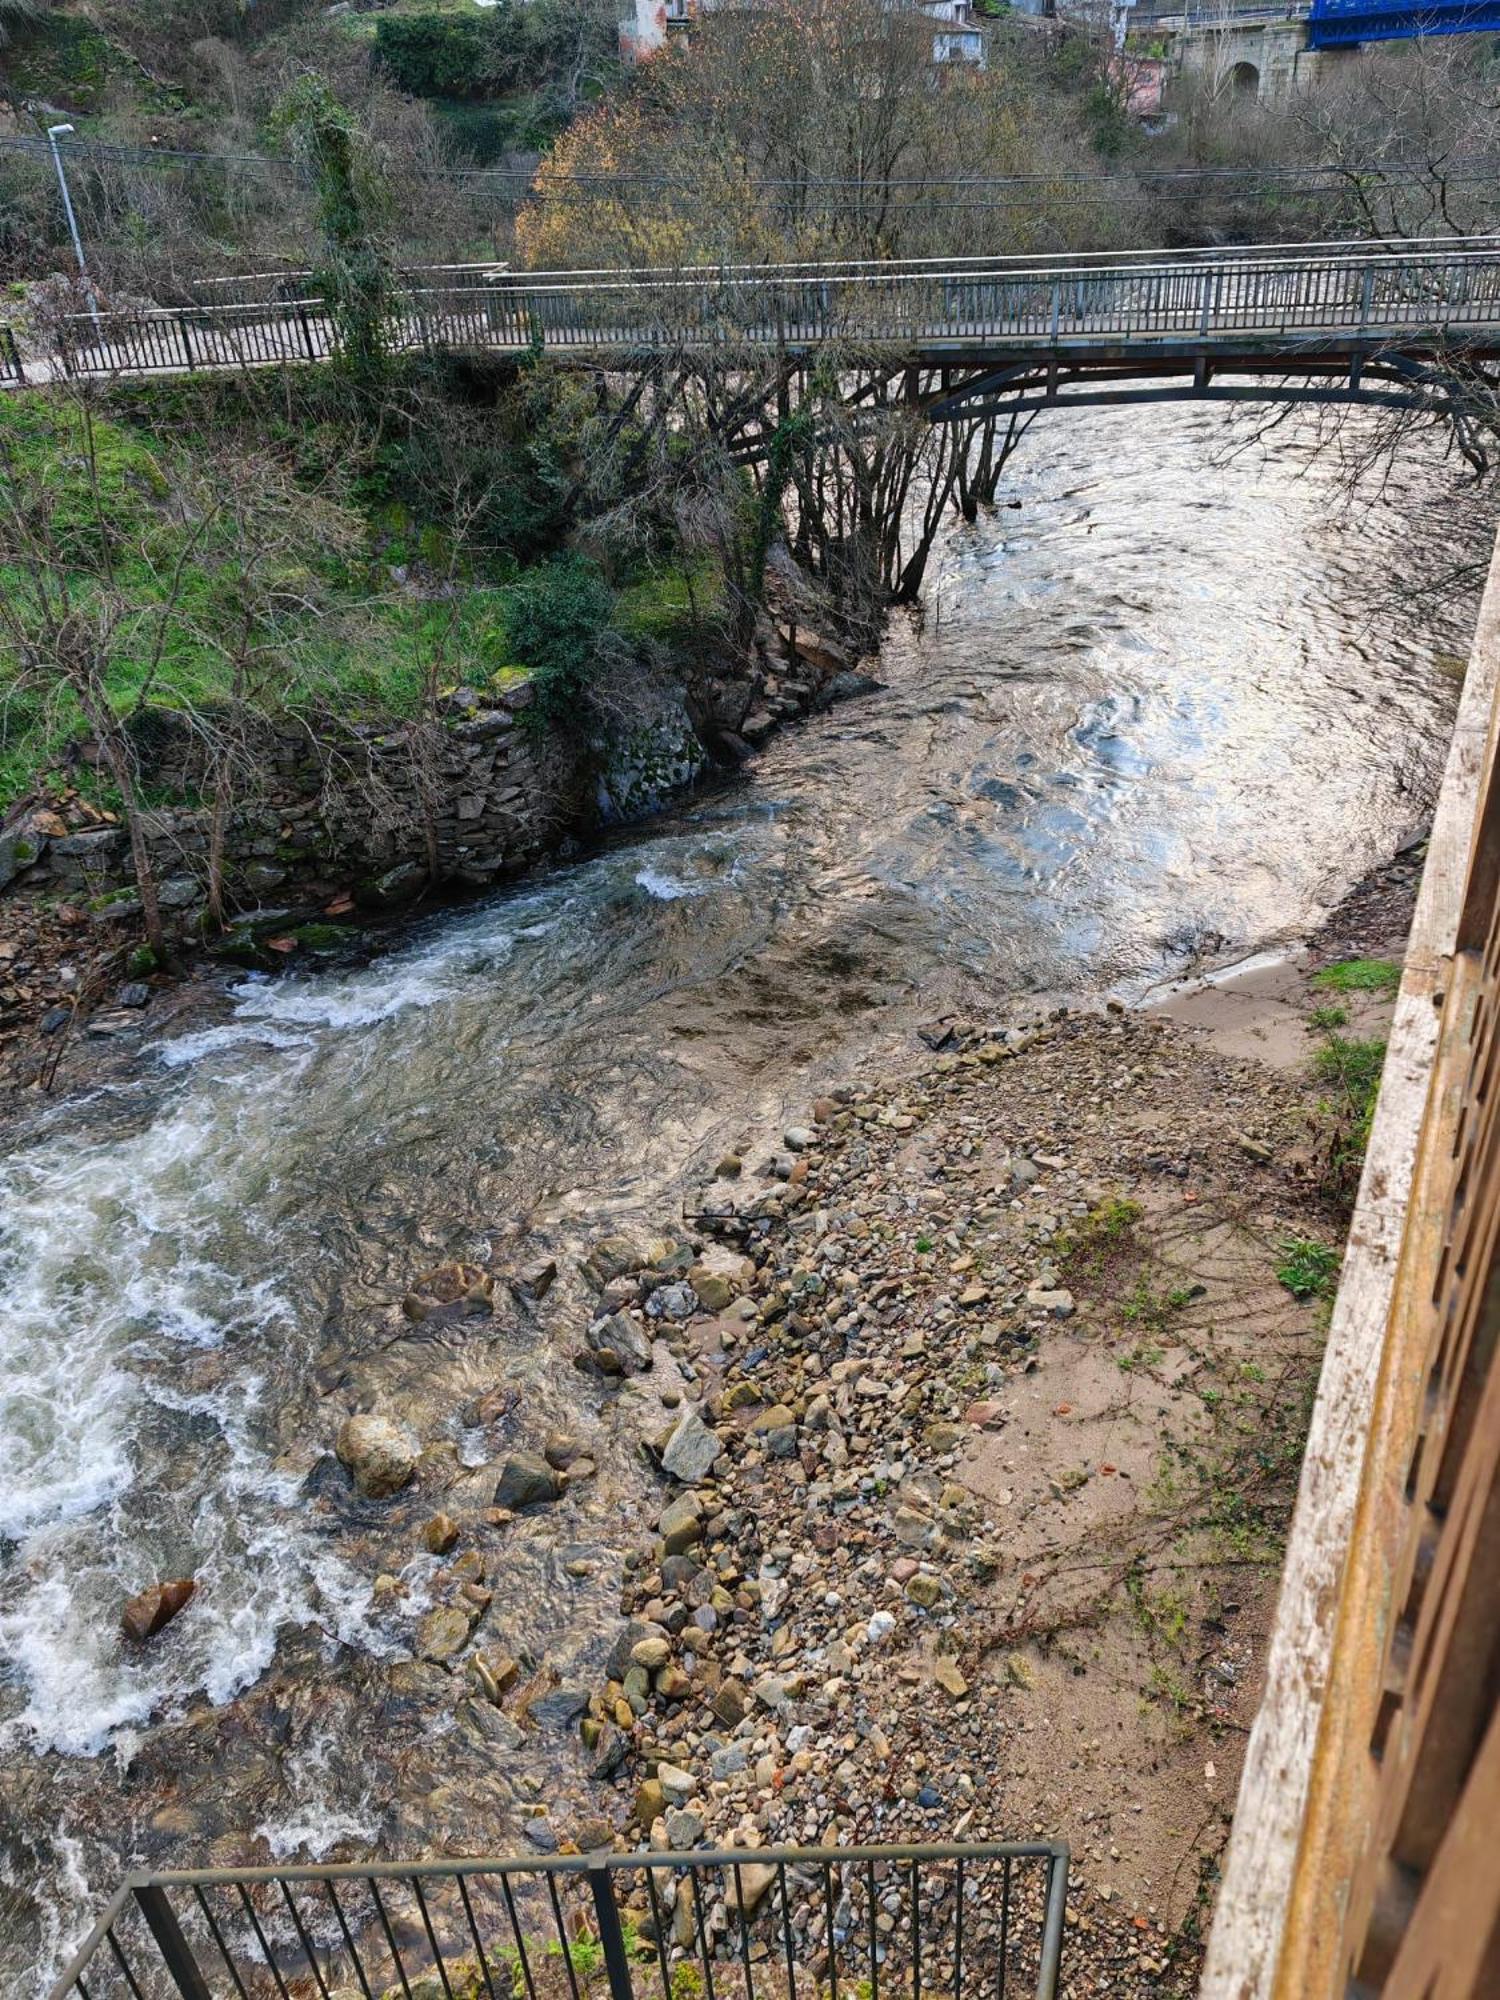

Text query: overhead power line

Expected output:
[2,130,1499,201]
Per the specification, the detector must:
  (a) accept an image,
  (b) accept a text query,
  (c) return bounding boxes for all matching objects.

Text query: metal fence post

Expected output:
[133,1885,212,2000]
[586,1863,636,2000]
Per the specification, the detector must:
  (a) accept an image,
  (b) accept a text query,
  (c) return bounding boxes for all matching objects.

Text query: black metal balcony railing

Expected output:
[49,1842,1071,2000]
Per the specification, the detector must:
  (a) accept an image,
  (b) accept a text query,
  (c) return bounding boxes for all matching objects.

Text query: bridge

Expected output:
[6,235,1500,426]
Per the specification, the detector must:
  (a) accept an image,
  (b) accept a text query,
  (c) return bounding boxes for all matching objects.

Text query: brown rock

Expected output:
[422,1513,460,1555]
[121,1578,196,1644]
[402,1261,494,1322]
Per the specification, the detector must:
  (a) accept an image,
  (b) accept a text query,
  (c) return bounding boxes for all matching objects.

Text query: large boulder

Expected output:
[336,1412,420,1500]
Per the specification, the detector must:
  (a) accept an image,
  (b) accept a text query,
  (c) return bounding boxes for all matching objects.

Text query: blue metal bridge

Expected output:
[1307,0,1500,46]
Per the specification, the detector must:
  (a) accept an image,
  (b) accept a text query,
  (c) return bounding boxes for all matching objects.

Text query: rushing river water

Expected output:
[0,404,1484,1986]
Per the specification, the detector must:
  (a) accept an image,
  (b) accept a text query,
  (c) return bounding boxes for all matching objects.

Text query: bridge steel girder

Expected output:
[894,336,1500,423]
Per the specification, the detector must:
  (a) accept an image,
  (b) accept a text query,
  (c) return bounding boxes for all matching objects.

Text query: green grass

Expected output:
[1058,1195,1143,1268]
[1313,1033,1388,1113]
[0,393,538,807]
[1276,1236,1340,1301]
[1308,1002,1349,1032]
[614,557,725,644]
[1311,957,1401,995]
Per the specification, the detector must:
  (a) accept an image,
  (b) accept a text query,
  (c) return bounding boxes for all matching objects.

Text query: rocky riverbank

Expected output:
[296,853,1413,2000]
[0,599,876,1092]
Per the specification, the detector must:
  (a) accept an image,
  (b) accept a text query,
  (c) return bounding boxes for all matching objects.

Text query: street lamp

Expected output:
[46,123,102,330]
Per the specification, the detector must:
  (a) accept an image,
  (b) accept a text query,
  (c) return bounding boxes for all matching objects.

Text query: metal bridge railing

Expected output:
[48,1842,1070,2000]
[29,239,1500,384]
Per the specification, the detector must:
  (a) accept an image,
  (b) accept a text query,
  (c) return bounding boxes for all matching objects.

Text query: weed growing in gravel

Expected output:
[1311,957,1401,994]
[1307,1003,1349,1031]
[1058,1195,1143,1270]
[1276,1237,1340,1300]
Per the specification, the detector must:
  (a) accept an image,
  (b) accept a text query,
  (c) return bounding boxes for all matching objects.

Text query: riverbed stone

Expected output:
[658,1495,703,1555]
[493,1453,563,1510]
[402,1261,494,1322]
[417,1605,473,1664]
[121,1577,195,1643]
[661,1408,722,1482]
[587,1310,653,1374]
[419,1514,458,1557]
[336,1412,420,1499]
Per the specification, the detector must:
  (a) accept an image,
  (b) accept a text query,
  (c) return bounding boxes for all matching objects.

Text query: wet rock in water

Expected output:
[336,1412,420,1499]
[421,1513,460,1556]
[402,1261,494,1323]
[417,1605,473,1664]
[530,1684,589,1729]
[493,1452,563,1509]
[583,1236,644,1288]
[661,1408,722,1482]
[457,1700,525,1753]
[543,1432,582,1470]
[587,1310,652,1374]
[469,1651,520,1703]
[511,1256,558,1301]
[584,1720,628,1777]
[121,1577,196,1644]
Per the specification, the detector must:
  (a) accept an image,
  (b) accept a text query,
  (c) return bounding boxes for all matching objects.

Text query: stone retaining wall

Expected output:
[0,615,870,946]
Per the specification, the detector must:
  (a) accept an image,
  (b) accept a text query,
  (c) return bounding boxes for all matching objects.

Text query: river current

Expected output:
[0,404,1483,1986]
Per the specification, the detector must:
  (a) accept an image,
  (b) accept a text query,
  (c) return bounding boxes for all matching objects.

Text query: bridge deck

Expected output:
[7,237,1500,394]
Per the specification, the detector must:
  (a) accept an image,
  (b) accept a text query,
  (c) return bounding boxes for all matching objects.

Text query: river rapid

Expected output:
[0,404,1484,1987]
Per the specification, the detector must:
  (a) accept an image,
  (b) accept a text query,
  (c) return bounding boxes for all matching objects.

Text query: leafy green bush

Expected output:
[504,555,615,729]
[374,10,526,99]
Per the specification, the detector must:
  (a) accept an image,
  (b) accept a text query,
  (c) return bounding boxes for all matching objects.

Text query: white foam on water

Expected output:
[634,865,697,901]
[0,885,577,1763]
[254,1728,382,1862]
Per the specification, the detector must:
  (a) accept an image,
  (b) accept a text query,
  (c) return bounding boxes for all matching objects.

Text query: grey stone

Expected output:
[115,982,151,1010]
[587,1310,652,1374]
[157,876,203,910]
[661,1409,722,1483]
[709,1742,748,1779]
[529,1685,589,1728]
[51,829,123,858]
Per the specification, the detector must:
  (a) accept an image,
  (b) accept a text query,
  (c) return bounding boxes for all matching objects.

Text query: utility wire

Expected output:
[2,129,1498,197]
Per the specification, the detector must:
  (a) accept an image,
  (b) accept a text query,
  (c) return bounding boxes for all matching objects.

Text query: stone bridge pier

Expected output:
[1121,4,1360,108]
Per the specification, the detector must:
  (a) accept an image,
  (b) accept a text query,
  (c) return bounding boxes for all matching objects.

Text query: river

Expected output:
[0,403,1483,1989]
